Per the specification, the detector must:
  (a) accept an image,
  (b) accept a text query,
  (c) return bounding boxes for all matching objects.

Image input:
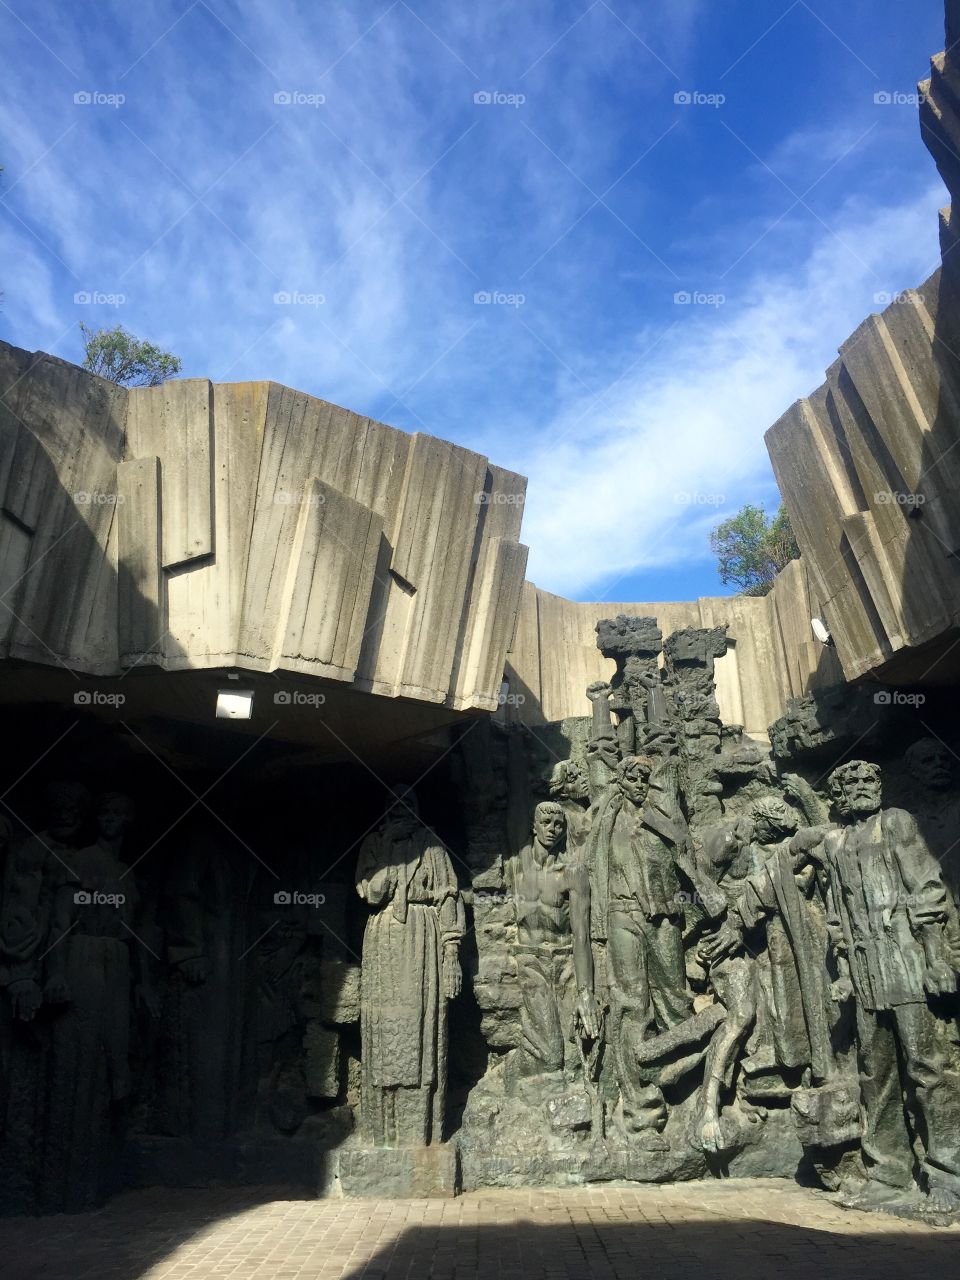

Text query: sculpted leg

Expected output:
[893,1003,960,1206]
[698,958,758,1153]
[515,951,565,1078]
[855,1005,915,1192]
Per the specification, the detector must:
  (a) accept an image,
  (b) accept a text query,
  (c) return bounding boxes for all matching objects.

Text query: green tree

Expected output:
[80,323,182,387]
[710,502,800,597]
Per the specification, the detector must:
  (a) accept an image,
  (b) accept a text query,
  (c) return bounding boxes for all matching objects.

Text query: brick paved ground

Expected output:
[0,1179,957,1280]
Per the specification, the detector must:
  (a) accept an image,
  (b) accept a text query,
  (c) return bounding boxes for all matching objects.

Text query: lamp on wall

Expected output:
[216,673,254,720]
[811,617,833,646]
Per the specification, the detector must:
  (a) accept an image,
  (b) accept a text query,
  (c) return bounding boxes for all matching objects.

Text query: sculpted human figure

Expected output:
[905,737,960,903]
[548,760,592,858]
[507,802,600,1089]
[698,797,836,1153]
[0,783,88,1212]
[0,782,88,1019]
[157,819,257,1140]
[355,786,464,1146]
[586,754,692,1144]
[819,760,960,1212]
[43,793,153,1211]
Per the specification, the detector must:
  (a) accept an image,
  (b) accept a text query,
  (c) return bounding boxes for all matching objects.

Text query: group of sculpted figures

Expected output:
[489,618,960,1216]
[354,617,960,1220]
[3,617,960,1217]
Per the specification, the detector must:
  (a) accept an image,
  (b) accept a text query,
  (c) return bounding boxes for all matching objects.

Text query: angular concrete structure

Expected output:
[0,341,528,761]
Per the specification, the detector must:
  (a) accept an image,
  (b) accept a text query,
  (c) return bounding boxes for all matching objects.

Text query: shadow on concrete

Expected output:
[0,1185,958,1280]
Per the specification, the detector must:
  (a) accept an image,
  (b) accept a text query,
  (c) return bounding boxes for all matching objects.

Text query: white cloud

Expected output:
[518,184,943,598]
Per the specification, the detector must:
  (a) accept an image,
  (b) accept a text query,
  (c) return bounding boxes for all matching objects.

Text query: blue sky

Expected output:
[0,1,949,601]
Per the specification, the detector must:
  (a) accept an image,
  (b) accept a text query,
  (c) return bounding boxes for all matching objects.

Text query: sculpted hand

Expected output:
[585,681,611,704]
[136,983,161,1018]
[180,957,208,985]
[575,989,602,1040]
[8,979,42,1021]
[780,773,805,800]
[924,959,956,996]
[700,920,741,966]
[443,949,461,999]
[43,976,71,1005]
[830,976,853,1004]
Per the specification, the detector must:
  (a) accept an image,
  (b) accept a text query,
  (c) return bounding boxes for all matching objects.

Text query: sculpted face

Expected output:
[565,764,590,803]
[533,804,566,851]
[752,797,799,845]
[97,796,133,840]
[907,740,953,791]
[618,764,650,808]
[832,761,882,817]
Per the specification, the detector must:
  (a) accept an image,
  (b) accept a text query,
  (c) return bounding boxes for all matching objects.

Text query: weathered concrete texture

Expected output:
[0,343,528,713]
[766,270,960,686]
[337,1143,460,1198]
[504,574,841,739]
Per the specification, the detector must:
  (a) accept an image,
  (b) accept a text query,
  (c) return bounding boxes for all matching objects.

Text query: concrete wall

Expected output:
[0,342,528,712]
[762,24,960,690]
[505,561,843,738]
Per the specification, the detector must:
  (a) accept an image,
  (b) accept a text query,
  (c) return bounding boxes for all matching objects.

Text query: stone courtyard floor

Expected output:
[1,1179,958,1280]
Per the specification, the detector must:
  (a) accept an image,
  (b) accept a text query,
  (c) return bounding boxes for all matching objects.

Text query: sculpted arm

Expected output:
[569,860,601,1039]
[355,833,395,907]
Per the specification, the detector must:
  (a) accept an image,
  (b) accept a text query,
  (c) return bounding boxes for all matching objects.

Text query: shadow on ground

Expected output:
[0,1184,957,1280]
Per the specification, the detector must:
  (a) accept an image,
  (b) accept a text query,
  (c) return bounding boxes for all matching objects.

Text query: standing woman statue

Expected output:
[355,786,464,1146]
